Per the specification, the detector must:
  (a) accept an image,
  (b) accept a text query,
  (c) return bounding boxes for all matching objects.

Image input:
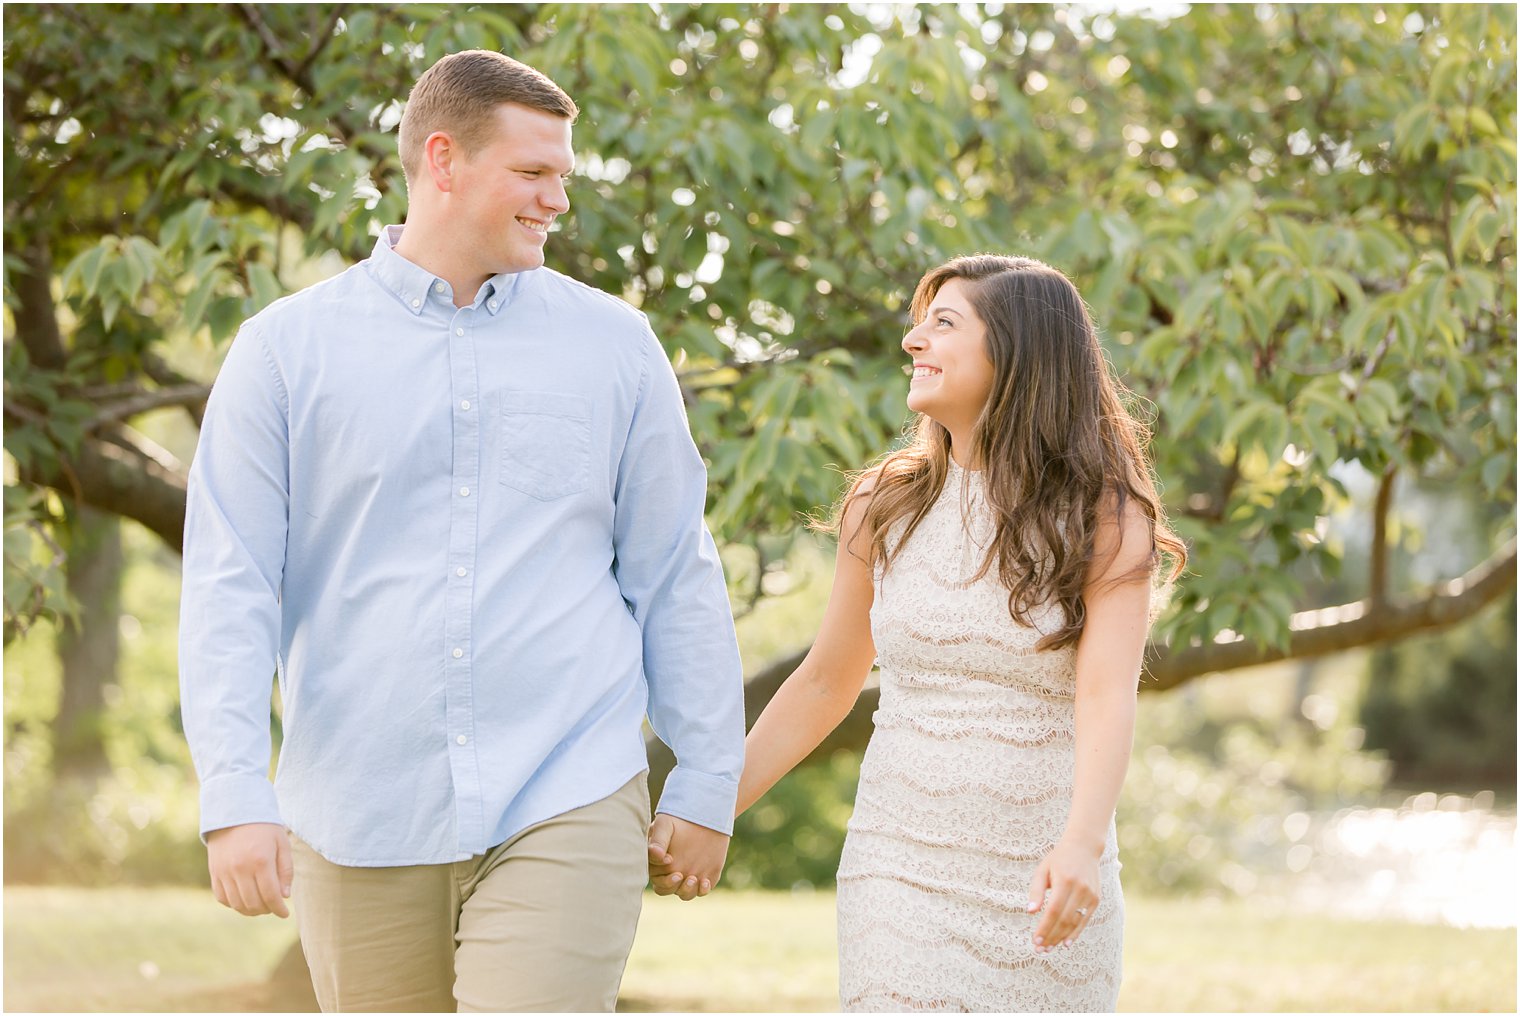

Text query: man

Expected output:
[179,50,743,1012]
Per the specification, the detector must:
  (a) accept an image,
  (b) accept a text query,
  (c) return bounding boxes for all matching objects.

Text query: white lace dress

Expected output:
[836,460,1123,1012]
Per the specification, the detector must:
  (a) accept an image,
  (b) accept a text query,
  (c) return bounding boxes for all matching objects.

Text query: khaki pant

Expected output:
[291,774,650,1012]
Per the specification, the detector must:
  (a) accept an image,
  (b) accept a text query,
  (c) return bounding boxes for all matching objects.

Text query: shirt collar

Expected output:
[368,225,522,317]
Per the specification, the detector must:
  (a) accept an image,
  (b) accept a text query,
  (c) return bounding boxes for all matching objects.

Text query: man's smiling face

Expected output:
[447,102,574,276]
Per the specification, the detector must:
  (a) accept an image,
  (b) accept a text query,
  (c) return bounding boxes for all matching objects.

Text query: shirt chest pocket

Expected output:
[499,391,592,500]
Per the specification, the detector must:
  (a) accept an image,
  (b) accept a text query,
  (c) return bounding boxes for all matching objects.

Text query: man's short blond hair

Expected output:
[398,50,578,185]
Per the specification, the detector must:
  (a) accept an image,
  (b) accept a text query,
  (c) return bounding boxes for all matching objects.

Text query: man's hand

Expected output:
[647,813,729,902]
[207,822,292,918]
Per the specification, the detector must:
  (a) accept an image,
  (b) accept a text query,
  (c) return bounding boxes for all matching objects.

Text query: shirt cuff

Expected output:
[198,771,283,841]
[654,766,739,836]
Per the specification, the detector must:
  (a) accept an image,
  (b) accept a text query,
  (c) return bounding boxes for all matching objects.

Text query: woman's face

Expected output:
[901,278,996,439]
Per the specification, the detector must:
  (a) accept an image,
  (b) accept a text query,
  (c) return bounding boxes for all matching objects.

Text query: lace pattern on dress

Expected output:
[837,459,1123,1012]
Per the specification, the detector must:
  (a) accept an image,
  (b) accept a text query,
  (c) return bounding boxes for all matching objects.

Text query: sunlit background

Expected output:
[4,2,1515,1012]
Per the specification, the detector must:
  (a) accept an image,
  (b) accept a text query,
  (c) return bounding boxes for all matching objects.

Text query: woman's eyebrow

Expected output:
[929,305,964,319]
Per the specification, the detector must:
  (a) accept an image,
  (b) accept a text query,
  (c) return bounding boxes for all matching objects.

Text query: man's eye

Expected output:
[517,170,541,178]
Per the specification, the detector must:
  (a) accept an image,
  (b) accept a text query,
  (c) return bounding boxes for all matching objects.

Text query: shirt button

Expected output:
[452,648,463,658]
[410,298,421,308]
[434,282,446,292]
[456,567,467,577]
[455,327,464,336]
[460,400,471,410]
[459,486,470,497]
[456,734,468,746]
[489,301,499,311]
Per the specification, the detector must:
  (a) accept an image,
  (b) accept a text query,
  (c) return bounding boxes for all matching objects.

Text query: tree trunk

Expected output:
[52,504,122,778]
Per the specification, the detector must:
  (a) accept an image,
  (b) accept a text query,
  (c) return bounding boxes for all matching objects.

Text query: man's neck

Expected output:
[392,222,491,309]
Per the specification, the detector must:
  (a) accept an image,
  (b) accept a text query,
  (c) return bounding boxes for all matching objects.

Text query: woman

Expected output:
[658,254,1185,1011]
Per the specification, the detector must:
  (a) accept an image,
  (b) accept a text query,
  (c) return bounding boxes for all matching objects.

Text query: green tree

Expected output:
[1360,593,1517,786]
[5,4,1515,736]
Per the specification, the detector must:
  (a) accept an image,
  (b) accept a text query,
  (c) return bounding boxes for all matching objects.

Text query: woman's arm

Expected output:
[1027,500,1154,952]
[735,481,881,815]
[649,478,881,893]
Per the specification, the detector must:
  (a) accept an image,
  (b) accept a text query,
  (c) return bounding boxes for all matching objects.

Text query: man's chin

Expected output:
[496,250,545,275]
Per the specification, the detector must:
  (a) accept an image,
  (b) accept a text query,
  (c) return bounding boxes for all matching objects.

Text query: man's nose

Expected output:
[543,177,570,214]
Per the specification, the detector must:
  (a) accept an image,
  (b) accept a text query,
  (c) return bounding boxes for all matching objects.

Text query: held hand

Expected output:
[1026,838,1101,952]
[207,822,292,918]
[647,812,729,902]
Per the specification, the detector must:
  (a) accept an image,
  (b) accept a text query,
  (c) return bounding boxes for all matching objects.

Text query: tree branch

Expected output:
[1360,328,1399,382]
[13,433,190,554]
[651,538,1520,787]
[218,173,316,230]
[141,352,209,427]
[234,2,395,180]
[1183,451,1240,523]
[292,4,349,86]
[85,384,212,433]
[234,3,311,91]
[1370,465,1396,610]
[100,424,187,477]
[1144,538,1516,690]
[5,153,78,224]
[14,240,67,370]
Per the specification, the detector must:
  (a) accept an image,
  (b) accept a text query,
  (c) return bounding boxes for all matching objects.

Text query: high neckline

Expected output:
[947,456,982,479]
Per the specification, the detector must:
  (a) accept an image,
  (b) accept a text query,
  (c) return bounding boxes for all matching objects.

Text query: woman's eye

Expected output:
[937,317,953,328]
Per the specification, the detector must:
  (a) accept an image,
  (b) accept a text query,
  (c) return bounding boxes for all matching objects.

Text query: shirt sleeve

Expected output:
[611,321,745,835]
[178,322,289,838]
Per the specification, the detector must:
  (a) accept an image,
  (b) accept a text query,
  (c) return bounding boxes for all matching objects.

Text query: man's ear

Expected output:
[422,130,457,194]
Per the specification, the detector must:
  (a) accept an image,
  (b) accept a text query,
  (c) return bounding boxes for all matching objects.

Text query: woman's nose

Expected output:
[902,324,926,354]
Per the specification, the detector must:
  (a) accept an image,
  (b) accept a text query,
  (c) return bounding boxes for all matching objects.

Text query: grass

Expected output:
[4,886,1513,1013]
[3,886,297,1013]
[1115,897,1515,1013]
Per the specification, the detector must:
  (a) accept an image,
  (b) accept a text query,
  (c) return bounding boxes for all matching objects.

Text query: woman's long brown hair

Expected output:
[835,254,1186,650]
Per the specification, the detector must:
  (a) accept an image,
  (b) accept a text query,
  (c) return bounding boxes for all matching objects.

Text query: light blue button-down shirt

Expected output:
[179,226,745,866]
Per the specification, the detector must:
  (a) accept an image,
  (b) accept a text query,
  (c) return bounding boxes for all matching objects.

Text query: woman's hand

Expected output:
[647,813,729,902]
[1026,838,1101,952]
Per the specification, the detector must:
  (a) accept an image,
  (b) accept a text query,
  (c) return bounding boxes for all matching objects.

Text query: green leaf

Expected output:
[1481,454,1512,497]
[100,293,122,331]
[799,109,837,155]
[1175,283,1215,335]
[246,263,284,309]
[1221,400,1267,450]
[1340,303,1378,352]
[1451,195,1487,257]
[1322,269,1364,310]
[65,243,111,299]
[1428,51,1467,103]
[182,269,221,334]
[1304,415,1338,467]
[1475,211,1503,256]
[1393,103,1435,158]
[207,296,245,345]
[1466,106,1500,137]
